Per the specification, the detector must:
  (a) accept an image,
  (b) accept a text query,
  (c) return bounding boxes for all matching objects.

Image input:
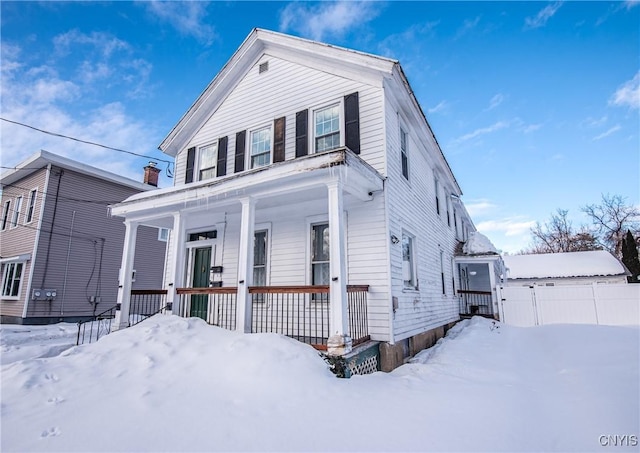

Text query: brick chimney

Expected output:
[143,162,160,187]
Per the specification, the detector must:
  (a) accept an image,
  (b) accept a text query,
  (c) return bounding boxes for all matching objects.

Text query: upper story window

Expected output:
[25,189,37,224]
[11,196,22,228]
[400,127,409,180]
[314,104,340,152]
[199,143,218,181]
[1,200,10,231]
[2,262,24,298]
[434,178,441,216]
[158,228,169,242]
[250,126,272,169]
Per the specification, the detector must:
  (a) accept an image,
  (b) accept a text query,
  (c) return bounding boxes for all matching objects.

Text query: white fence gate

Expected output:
[500,284,640,327]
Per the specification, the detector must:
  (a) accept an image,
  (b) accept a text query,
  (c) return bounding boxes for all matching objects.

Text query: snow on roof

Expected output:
[462,232,499,256]
[503,250,628,280]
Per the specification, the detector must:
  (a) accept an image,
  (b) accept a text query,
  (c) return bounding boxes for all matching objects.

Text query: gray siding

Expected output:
[1,165,165,321]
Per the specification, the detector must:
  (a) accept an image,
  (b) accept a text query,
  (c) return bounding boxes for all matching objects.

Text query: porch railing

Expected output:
[130,289,168,327]
[249,285,370,350]
[176,287,237,330]
[76,305,117,345]
[458,289,493,316]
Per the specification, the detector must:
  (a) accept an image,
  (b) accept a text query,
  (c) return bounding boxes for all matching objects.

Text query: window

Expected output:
[2,262,24,298]
[434,178,441,215]
[11,196,22,228]
[25,189,37,224]
[446,196,451,227]
[189,230,217,242]
[253,230,268,287]
[402,233,417,289]
[314,104,340,152]
[400,127,409,180]
[440,251,446,295]
[311,223,330,286]
[1,201,10,230]
[250,126,271,168]
[199,143,217,180]
[158,228,169,242]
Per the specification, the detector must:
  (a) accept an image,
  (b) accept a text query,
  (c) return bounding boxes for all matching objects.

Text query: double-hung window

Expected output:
[250,126,272,169]
[311,222,330,286]
[199,143,217,181]
[402,232,417,289]
[434,178,441,216]
[400,127,409,180]
[253,230,268,287]
[25,189,37,224]
[1,201,10,230]
[2,262,24,298]
[314,104,340,152]
[11,196,22,228]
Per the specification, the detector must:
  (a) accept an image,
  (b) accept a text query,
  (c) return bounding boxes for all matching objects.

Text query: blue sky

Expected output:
[1,1,638,253]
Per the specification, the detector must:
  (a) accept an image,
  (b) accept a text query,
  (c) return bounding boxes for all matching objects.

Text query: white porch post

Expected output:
[326,180,352,356]
[114,220,138,331]
[236,197,255,333]
[168,212,187,316]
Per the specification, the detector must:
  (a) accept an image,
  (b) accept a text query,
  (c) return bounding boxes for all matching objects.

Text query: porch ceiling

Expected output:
[110,149,384,225]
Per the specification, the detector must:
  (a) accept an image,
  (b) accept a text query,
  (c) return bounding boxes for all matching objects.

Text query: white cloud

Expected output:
[451,120,509,146]
[523,123,542,133]
[609,72,640,110]
[486,93,504,111]
[428,100,448,115]
[592,124,622,141]
[455,16,481,39]
[279,1,380,42]
[53,30,130,58]
[465,199,498,217]
[144,1,216,46]
[476,218,536,237]
[524,2,563,30]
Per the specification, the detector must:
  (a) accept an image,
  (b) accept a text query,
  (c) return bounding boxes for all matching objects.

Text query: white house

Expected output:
[110,29,479,373]
[503,250,629,286]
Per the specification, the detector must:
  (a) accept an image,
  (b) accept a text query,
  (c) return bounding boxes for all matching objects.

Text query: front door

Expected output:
[190,247,212,320]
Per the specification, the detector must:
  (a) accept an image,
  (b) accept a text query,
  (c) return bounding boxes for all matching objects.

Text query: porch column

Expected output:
[326,180,352,356]
[168,212,187,316]
[236,197,255,333]
[113,220,138,331]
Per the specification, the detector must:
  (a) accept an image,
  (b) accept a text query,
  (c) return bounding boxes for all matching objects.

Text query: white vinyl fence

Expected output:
[500,284,640,327]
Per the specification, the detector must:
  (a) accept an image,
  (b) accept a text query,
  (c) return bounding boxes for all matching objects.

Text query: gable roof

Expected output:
[0,150,154,192]
[157,28,462,194]
[503,250,629,280]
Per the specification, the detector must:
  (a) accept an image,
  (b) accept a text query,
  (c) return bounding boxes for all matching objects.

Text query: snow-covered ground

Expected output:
[1,316,638,452]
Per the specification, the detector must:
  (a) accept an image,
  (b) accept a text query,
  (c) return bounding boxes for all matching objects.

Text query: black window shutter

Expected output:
[216,136,228,177]
[185,147,196,183]
[273,117,286,163]
[234,130,246,173]
[344,92,360,154]
[295,109,308,157]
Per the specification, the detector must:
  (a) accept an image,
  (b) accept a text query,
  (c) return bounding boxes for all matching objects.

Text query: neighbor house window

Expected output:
[314,104,340,152]
[2,262,24,298]
[311,223,330,287]
[158,228,169,242]
[400,127,409,180]
[11,196,22,228]
[250,126,272,168]
[1,201,10,230]
[199,143,218,180]
[25,189,37,224]
[402,232,417,289]
[253,230,268,287]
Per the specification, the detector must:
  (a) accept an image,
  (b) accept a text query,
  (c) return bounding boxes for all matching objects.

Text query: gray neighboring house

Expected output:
[0,150,166,324]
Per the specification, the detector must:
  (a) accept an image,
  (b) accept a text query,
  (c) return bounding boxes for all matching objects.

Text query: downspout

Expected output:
[60,210,76,316]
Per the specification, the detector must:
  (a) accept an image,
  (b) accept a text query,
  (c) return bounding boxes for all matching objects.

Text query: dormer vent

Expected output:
[259,61,269,74]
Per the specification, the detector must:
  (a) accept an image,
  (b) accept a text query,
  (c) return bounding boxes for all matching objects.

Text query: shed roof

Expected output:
[503,250,629,280]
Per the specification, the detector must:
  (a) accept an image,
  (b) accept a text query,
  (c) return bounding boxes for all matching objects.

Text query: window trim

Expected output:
[402,231,418,291]
[198,142,218,181]
[25,188,37,224]
[305,214,348,289]
[1,261,25,299]
[312,100,343,154]
[248,124,273,169]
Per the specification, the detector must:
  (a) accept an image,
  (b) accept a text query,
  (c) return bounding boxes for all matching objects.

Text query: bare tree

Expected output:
[528,209,601,254]
[582,194,640,257]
